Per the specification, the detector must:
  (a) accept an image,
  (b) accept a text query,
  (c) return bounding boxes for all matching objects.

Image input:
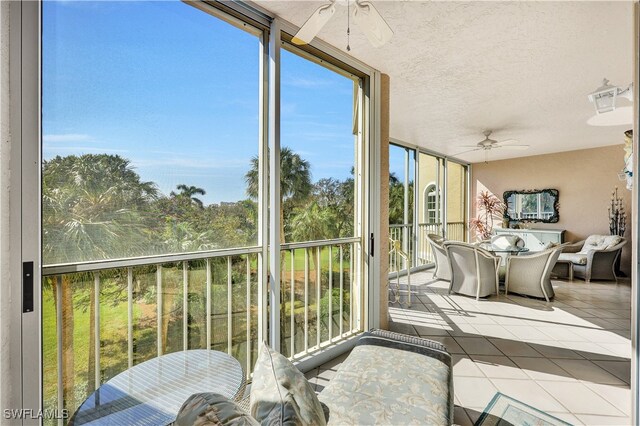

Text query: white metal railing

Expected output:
[279,237,361,360]
[42,239,364,422]
[389,238,411,307]
[389,224,413,272]
[390,222,467,272]
[42,246,262,422]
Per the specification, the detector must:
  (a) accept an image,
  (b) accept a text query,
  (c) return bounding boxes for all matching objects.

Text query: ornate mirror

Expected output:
[503,189,559,223]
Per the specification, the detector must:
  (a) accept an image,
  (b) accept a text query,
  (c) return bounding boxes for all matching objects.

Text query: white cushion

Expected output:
[491,235,524,250]
[578,235,622,254]
[558,253,588,265]
[602,235,622,249]
[578,235,607,254]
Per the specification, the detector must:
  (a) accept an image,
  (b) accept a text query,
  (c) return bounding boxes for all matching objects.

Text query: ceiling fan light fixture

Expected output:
[588,78,633,115]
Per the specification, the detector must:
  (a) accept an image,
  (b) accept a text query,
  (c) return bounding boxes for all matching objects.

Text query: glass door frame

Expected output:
[389,138,471,271]
[15,0,381,418]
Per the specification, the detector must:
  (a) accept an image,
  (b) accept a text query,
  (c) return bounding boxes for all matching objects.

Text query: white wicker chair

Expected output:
[505,247,562,302]
[558,236,627,283]
[444,241,500,300]
[426,233,450,281]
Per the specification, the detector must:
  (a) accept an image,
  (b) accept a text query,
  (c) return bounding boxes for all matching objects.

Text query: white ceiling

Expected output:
[253,0,634,163]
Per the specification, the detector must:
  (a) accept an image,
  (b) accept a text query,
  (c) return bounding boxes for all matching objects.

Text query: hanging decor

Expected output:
[608,187,626,237]
[623,129,633,190]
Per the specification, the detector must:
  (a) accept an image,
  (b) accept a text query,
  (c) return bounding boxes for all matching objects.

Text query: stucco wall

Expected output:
[0,0,11,413]
[471,145,633,275]
[379,74,390,329]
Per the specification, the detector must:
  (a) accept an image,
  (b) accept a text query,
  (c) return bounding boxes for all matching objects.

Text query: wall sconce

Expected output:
[588,78,633,115]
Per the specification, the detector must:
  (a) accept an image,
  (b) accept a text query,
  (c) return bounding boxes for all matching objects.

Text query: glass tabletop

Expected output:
[71,349,245,426]
[479,244,530,254]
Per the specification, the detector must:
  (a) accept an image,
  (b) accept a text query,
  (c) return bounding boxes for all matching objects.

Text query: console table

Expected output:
[494,228,565,252]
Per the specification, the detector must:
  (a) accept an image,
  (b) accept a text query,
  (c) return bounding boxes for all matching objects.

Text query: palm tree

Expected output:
[42,154,158,408]
[388,172,413,225]
[245,147,312,243]
[171,184,206,208]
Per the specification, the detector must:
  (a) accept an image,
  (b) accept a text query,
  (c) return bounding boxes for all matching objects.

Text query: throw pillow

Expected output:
[579,235,606,254]
[175,393,259,426]
[250,342,327,426]
[603,235,622,249]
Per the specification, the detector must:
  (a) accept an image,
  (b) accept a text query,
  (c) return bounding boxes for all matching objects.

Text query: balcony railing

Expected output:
[389,222,467,273]
[42,238,361,424]
[279,238,361,360]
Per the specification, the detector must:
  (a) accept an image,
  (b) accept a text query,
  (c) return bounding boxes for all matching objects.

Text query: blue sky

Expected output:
[43,0,355,205]
[389,143,414,184]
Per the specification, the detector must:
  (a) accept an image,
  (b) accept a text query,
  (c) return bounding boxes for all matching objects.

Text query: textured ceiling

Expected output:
[253,1,634,163]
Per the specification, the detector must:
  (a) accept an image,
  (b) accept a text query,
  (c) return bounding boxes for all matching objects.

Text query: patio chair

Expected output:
[444,241,500,300]
[504,247,562,302]
[558,235,627,283]
[426,233,450,281]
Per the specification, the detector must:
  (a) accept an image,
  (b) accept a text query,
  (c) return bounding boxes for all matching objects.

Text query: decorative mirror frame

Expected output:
[503,188,560,224]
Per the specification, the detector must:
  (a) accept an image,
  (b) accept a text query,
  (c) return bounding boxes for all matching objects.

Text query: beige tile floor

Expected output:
[306,271,632,425]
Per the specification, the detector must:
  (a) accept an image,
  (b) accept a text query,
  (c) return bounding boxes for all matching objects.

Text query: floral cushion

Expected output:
[318,339,451,425]
[250,342,326,426]
[175,393,259,426]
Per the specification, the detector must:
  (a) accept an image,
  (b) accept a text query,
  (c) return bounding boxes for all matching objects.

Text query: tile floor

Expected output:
[305,271,632,425]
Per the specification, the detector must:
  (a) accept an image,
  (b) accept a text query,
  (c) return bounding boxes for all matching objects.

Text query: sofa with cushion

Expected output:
[318,330,453,425]
[558,235,626,283]
[175,329,454,426]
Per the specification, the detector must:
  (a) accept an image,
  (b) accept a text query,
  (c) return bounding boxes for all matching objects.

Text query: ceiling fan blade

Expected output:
[498,145,529,150]
[352,1,394,48]
[292,2,337,45]
[499,139,520,144]
[451,148,482,157]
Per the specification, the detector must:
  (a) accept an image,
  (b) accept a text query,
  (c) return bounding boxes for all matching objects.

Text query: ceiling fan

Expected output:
[454,131,529,162]
[292,0,393,51]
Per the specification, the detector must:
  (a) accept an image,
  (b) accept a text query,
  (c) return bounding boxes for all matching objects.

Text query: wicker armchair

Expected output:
[444,241,500,300]
[558,236,627,283]
[426,233,450,281]
[505,247,562,302]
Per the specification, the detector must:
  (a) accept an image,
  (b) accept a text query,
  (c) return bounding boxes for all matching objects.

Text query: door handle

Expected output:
[23,261,34,313]
[370,233,375,257]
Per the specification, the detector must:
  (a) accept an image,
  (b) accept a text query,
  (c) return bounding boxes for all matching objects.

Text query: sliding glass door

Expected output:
[389,144,469,271]
[388,144,415,272]
[416,152,444,265]
[278,46,364,358]
[38,1,369,422]
[446,161,468,241]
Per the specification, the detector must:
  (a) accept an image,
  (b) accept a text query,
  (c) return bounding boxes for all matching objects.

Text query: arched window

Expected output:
[423,183,439,223]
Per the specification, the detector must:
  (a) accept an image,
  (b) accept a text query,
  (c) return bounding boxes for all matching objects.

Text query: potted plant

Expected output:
[470,191,506,241]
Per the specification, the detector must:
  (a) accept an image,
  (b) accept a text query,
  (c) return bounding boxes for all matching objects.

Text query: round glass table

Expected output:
[478,244,529,266]
[70,349,245,426]
[478,242,529,254]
